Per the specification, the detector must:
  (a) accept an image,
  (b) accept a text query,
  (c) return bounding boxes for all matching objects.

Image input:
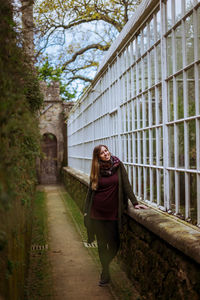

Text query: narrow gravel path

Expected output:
[44,185,114,300]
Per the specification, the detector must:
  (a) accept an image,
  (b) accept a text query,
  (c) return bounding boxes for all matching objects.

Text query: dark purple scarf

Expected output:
[99,155,120,177]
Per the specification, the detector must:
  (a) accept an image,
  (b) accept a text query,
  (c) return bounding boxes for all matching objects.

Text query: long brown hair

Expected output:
[90,144,109,190]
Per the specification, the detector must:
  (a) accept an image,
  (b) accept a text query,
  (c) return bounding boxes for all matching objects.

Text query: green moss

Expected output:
[25,190,53,300]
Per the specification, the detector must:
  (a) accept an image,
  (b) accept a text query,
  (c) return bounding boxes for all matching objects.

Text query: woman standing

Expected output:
[84,145,147,286]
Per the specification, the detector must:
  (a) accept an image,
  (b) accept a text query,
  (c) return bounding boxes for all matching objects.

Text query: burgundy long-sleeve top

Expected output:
[90,172,119,220]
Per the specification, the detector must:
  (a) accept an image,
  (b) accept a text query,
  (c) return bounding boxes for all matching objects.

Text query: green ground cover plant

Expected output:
[25,190,53,300]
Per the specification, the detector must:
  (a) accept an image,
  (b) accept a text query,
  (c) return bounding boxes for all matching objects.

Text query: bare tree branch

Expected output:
[67,75,93,84]
[61,43,110,70]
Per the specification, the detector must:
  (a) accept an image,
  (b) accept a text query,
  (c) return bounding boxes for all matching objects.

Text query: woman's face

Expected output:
[99,146,111,161]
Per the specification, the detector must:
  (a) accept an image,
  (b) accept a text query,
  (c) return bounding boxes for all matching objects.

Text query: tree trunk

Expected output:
[21,0,34,63]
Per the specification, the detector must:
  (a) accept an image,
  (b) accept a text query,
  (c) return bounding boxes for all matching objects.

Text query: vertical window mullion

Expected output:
[132,133,136,194]
[197,173,200,226]
[193,7,198,61]
[196,64,200,224]
[182,6,190,218]
[117,56,123,159]
[127,101,130,132]
[156,168,161,205]
[156,127,161,205]
[161,0,170,210]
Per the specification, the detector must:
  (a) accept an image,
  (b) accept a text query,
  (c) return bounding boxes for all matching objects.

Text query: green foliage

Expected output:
[37,57,76,101]
[24,190,53,300]
[0,1,44,298]
[0,1,43,210]
[24,67,44,112]
[31,191,48,245]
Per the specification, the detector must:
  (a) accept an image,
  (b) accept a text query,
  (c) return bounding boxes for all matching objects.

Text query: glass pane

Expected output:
[134,100,137,129]
[167,0,172,30]
[153,168,157,203]
[134,167,138,194]
[185,14,194,65]
[157,43,162,82]
[175,0,182,22]
[126,134,129,162]
[189,119,196,169]
[121,106,124,132]
[133,133,136,163]
[139,97,143,128]
[125,104,128,131]
[140,167,144,199]
[143,55,148,90]
[198,7,200,60]
[143,26,148,52]
[168,79,174,121]
[160,169,164,207]
[157,127,163,165]
[136,33,142,59]
[124,73,127,102]
[169,171,175,212]
[145,93,149,127]
[137,61,142,93]
[156,10,161,40]
[158,85,162,124]
[177,72,184,119]
[190,173,197,225]
[187,66,195,117]
[151,89,156,125]
[175,25,183,71]
[143,131,146,164]
[129,102,132,131]
[185,0,195,12]
[132,67,136,97]
[128,69,131,100]
[138,132,142,163]
[146,130,149,164]
[179,172,185,218]
[178,122,185,168]
[150,18,155,47]
[146,167,150,200]
[132,39,136,63]
[167,33,173,76]
[199,64,200,114]
[150,49,155,86]
[135,134,138,164]
[168,125,174,167]
[122,135,125,161]
[153,128,156,164]
[130,134,133,162]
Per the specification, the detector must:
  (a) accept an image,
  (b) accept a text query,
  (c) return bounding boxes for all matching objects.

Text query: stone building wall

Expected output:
[62,166,200,300]
[38,81,74,184]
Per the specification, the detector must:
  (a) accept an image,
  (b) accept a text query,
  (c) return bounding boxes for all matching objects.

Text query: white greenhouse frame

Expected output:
[67,0,200,226]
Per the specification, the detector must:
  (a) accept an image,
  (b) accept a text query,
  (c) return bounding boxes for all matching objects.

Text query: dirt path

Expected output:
[44,185,114,300]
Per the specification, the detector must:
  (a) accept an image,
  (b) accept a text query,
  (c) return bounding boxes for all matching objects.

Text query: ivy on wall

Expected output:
[0,1,43,298]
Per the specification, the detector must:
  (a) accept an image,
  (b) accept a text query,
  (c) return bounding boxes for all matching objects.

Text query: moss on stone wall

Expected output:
[0,1,43,299]
[62,169,88,213]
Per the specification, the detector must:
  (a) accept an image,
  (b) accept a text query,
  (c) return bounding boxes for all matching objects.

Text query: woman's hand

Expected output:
[134,204,148,209]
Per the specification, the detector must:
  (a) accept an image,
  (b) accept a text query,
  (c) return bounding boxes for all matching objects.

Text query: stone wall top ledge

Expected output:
[127,202,200,264]
[63,166,89,186]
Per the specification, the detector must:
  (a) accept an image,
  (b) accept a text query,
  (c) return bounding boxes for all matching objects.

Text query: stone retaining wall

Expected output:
[62,166,200,299]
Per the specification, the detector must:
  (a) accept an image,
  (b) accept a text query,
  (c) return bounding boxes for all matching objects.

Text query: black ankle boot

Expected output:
[99,269,110,286]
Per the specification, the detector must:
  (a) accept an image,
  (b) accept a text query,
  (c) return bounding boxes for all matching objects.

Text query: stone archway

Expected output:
[39,133,58,184]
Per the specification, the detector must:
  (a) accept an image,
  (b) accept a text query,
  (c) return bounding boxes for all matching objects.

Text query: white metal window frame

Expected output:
[67,0,200,226]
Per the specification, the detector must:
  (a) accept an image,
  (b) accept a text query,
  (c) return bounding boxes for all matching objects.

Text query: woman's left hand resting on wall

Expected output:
[134,204,148,209]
